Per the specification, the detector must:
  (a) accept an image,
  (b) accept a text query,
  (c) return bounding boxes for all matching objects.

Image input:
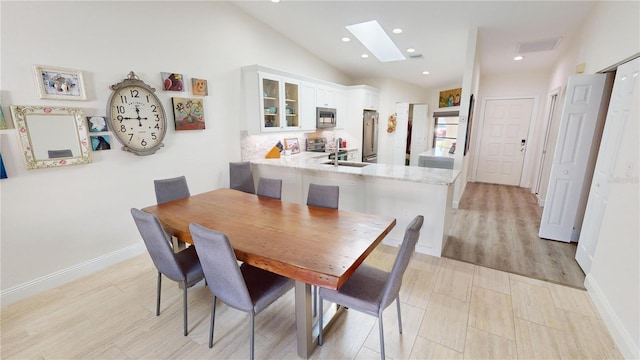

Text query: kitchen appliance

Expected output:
[316,107,336,128]
[306,137,347,160]
[362,110,379,163]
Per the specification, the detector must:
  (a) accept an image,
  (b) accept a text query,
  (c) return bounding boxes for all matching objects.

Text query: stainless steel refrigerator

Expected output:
[362,110,379,163]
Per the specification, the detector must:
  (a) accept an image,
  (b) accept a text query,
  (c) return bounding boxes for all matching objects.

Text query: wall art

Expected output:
[87,116,108,132]
[192,78,208,96]
[33,65,87,100]
[161,72,184,91]
[172,97,205,130]
[439,87,461,108]
[90,135,111,151]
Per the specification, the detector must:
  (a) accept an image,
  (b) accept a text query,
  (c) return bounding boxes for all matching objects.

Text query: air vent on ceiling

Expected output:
[516,37,562,53]
[408,54,424,60]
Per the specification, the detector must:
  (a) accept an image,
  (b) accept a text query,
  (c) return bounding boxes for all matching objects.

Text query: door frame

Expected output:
[533,87,562,205]
[471,95,540,187]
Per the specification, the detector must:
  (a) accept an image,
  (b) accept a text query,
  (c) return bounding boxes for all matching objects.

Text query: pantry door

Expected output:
[476,98,534,185]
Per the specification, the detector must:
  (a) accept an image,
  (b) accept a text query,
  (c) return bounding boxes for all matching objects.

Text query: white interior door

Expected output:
[576,57,639,273]
[539,74,607,242]
[393,103,409,166]
[410,104,428,166]
[476,98,534,185]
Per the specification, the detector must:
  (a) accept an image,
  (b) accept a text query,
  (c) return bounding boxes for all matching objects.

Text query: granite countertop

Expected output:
[417,147,456,159]
[251,152,460,185]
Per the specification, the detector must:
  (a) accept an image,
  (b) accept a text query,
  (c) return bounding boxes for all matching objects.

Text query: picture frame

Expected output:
[33,65,87,100]
[161,72,185,92]
[90,135,111,151]
[439,87,462,108]
[86,116,108,132]
[172,97,205,130]
[191,78,208,96]
[284,138,300,154]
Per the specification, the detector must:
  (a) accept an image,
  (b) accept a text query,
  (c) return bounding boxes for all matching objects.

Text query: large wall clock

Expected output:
[107,71,167,155]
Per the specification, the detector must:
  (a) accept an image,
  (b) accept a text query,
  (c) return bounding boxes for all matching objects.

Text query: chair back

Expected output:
[189,223,253,312]
[379,215,424,309]
[257,177,282,199]
[229,162,255,194]
[154,176,190,204]
[130,208,185,282]
[306,183,339,209]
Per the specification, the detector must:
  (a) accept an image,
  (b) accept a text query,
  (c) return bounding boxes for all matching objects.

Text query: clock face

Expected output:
[108,85,166,155]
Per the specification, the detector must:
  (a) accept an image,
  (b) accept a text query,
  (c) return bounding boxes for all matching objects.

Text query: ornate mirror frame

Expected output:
[10,105,92,169]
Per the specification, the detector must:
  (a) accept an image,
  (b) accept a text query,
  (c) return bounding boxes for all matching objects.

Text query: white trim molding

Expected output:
[585,274,639,359]
[1,243,145,306]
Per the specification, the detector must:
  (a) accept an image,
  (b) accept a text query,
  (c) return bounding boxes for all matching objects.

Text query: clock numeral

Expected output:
[119,95,127,103]
[151,132,157,140]
[128,134,134,142]
[116,105,126,114]
[120,125,127,132]
[146,95,150,103]
[141,139,147,147]
[154,114,160,121]
[150,104,158,112]
[130,89,140,98]
[154,123,160,130]
[117,115,124,122]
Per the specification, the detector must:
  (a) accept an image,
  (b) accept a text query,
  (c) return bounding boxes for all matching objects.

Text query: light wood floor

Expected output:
[443,183,586,289]
[1,245,621,359]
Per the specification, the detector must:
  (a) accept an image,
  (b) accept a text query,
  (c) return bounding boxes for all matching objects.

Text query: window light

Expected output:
[346,20,406,62]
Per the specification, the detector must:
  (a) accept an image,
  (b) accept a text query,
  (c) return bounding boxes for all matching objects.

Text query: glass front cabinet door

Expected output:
[258,73,300,132]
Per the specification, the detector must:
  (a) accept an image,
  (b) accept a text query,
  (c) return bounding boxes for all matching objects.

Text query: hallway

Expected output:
[443,182,586,289]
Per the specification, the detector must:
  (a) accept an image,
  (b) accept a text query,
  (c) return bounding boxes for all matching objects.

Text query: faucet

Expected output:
[334,138,340,167]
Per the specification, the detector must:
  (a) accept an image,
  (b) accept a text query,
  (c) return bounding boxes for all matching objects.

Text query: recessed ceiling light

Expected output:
[361,54,369,59]
[271,0,280,3]
[392,28,403,34]
[514,55,524,61]
[422,71,430,75]
[346,20,406,62]
[341,37,351,42]
[407,48,416,53]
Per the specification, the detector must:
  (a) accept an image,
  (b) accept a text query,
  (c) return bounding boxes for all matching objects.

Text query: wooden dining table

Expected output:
[142,188,396,358]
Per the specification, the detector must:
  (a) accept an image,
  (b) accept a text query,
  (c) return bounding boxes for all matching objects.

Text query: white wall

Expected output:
[0,1,350,304]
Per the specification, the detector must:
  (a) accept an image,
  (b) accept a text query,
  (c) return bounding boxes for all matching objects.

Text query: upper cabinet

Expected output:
[258,73,302,132]
[364,89,379,110]
[317,85,336,108]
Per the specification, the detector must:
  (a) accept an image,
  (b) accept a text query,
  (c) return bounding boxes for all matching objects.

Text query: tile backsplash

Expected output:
[241,129,354,161]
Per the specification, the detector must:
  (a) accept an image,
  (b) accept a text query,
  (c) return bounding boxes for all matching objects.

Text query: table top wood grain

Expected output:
[142,188,396,290]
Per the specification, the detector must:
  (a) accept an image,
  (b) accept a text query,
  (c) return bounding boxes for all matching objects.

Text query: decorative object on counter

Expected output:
[10,105,92,169]
[439,87,462,108]
[284,138,300,154]
[276,140,284,152]
[464,94,475,156]
[91,135,111,151]
[87,116,108,132]
[0,152,7,179]
[107,71,167,155]
[387,114,397,133]
[0,105,6,129]
[33,65,87,100]
[172,97,205,131]
[265,146,281,159]
[161,72,184,91]
[191,78,208,96]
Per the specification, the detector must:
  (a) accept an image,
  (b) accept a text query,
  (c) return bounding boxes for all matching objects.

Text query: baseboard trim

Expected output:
[585,274,639,359]
[1,243,145,306]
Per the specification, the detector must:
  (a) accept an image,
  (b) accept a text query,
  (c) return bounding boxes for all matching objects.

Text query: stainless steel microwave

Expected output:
[316,107,336,128]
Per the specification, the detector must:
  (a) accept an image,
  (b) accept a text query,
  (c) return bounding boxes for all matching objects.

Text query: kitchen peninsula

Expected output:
[251,153,460,257]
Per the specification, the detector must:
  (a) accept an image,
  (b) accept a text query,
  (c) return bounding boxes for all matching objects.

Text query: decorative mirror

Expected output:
[10,105,92,169]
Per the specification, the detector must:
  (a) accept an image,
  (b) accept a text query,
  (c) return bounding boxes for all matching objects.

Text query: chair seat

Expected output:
[174,246,205,287]
[318,264,389,316]
[241,264,294,314]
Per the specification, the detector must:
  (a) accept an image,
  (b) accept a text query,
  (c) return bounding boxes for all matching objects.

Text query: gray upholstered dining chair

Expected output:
[189,223,294,360]
[257,177,282,199]
[318,215,424,360]
[306,182,340,316]
[229,161,256,194]
[306,183,339,209]
[154,175,191,251]
[130,208,205,336]
[154,175,191,204]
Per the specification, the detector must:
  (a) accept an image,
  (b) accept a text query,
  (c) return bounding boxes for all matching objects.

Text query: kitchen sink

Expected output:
[322,161,370,168]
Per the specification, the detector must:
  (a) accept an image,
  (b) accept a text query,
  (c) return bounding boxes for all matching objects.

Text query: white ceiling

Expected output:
[231,1,596,89]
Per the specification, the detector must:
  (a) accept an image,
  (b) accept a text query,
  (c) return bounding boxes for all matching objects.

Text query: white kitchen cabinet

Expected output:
[334,88,346,128]
[364,90,379,110]
[316,85,336,108]
[299,82,316,131]
[258,73,301,132]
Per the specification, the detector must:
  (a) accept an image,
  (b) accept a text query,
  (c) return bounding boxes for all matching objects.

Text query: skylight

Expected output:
[346,20,406,62]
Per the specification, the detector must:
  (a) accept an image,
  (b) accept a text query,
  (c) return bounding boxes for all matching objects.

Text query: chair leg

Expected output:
[318,296,324,345]
[183,281,188,336]
[156,272,162,316]
[378,310,385,360]
[209,296,217,348]
[250,313,255,360]
[396,296,403,334]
